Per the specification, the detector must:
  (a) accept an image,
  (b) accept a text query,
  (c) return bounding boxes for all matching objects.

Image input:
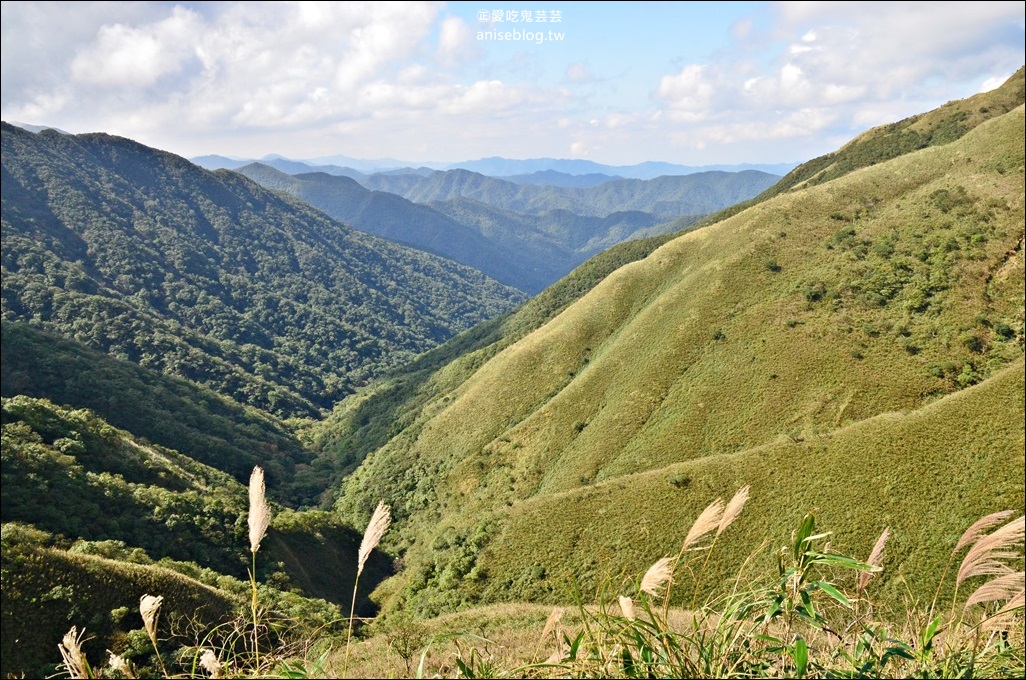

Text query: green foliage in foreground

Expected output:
[413,511,1023,680]
[0,396,394,676]
[35,500,1024,678]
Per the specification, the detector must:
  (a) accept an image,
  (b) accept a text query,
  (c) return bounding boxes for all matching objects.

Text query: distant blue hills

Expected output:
[191,152,796,182]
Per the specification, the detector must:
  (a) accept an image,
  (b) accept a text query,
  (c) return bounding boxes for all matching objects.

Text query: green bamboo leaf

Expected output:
[816,581,851,607]
[793,637,809,677]
[794,514,817,560]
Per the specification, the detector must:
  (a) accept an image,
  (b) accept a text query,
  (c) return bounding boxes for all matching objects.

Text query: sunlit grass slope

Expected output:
[338,100,1024,616]
[472,357,1024,610]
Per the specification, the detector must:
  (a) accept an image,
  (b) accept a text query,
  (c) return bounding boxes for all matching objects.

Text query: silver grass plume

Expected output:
[618,595,637,621]
[982,589,1025,631]
[640,556,674,597]
[358,501,392,575]
[199,648,222,678]
[539,606,565,642]
[957,515,1024,586]
[858,527,890,592]
[58,627,89,680]
[717,485,750,537]
[139,594,163,645]
[684,498,725,549]
[248,466,270,554]
[954,510,1015,555]
[108,652,132,677]
[966,571,1025,608]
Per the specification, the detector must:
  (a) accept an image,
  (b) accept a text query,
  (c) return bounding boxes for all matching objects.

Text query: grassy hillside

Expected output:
[310,231,680,479]
[312,72,1026,510]
[0,122,523,419]
[334,99,1024,616]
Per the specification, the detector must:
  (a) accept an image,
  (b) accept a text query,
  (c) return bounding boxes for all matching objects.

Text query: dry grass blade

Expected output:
[965,571,1026,607]
[640,556,674,596]
[358,501,392,575]
[539,606,565,642]
[953,510,1015,554]
[957,515,1024,586]
[248,466,270,554]
[858,527,890,591]
[618,595,636,621]
[58,626,89,680]
[684,498,725,549]
[139,594,163,644]
[717,485,750,537]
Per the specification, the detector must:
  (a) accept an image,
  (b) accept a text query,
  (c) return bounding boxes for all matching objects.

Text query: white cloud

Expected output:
[69,6,202,88]
[654,64,716,121]
[640,1,1025,161]
[437,16,477,66]
[1,1,558,149]
[569,140,593,157]
[979,73,1014,92]
[1,1,1021,165]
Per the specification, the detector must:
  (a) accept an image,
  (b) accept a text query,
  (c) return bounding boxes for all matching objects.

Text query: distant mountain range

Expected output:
[359,168,778,217]
[192,152,795,180]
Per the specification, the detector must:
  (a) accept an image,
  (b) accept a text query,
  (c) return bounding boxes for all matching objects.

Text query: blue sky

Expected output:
[1,1,1023,166]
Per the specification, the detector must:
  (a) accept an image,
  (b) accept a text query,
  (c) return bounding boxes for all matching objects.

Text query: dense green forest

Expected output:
[0,321,331,502]
[1,122,524,419]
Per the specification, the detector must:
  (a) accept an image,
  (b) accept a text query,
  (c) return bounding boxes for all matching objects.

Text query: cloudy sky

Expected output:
[1,1,1023,166]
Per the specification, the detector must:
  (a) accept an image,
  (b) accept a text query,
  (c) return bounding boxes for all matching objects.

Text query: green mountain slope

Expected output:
[334,98,1025,616]
[0,320,325,501]
[427,197,673,263]
[235,163,558,293]
[0,123,524,419]
[236,162,693,294]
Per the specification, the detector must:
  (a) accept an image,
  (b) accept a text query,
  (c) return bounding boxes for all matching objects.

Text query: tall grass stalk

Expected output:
[343,501,391,677]
[139,594,168,677]
[247,466,270,670]
[690,486,751,611]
